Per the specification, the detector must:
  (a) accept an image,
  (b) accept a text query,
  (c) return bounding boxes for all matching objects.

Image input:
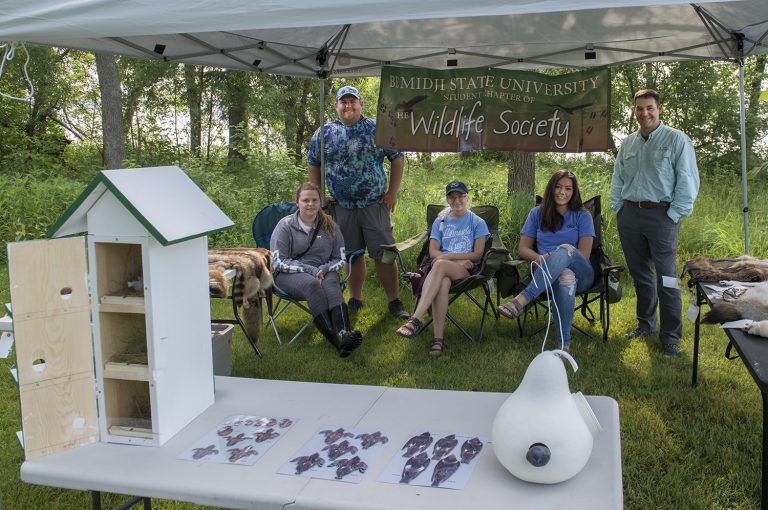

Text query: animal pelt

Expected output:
[747,320,768,339]
[208,248,273,308]
[684,255,768,284]
[208,248,273,343]
[703,280,768,325]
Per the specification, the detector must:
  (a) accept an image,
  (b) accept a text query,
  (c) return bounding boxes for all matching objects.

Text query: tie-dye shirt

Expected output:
[308,116,403,209]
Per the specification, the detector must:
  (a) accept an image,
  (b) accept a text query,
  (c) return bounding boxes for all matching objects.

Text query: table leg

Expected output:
[763,392,768,510]
[90,491,151,510]
[692,284,703,387]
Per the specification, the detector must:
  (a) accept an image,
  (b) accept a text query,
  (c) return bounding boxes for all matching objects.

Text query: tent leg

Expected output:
[738,54,750,254]
[319,78,327,208]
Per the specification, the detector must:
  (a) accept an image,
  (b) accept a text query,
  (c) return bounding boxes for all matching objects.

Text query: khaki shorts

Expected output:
[331,202,394,260]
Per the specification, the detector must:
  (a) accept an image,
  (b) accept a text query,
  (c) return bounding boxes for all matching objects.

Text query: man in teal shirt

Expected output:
[610,89,699,357]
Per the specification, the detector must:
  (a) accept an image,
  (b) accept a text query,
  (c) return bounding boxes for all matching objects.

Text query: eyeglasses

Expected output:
[447,193,468,202]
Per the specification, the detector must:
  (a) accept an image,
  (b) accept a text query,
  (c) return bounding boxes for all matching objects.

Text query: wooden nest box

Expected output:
[7,166,233,459]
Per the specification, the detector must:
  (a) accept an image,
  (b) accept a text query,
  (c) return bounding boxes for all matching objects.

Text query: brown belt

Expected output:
[626,200,669,209]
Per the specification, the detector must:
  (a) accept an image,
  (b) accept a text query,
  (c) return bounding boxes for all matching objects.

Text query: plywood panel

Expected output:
[20,373,99,460]
[14,311,93,385]
[7,237,89,319]
[94,242,144,298]
[9,237,98,459]
[97,312,147,367]
[103,378,153,438]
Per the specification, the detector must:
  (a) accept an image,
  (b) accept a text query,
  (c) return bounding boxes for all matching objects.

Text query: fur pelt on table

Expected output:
[208,248,273,341]
[747,320,768,338]
[684,255,768,284]
[702,280,768,323]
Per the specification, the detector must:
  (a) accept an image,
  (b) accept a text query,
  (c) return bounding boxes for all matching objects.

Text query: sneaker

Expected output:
[388,298,410,320]
[348,298,364,315]
[661,343,679,357]
[624,327,657,339]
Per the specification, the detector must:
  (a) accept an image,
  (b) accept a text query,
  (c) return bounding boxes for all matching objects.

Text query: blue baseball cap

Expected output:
[336,85,361,101]
[446,181,469,195]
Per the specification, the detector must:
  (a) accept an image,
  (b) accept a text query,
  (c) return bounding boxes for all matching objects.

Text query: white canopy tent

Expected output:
[1,0,767,250]
[1,1,766,75]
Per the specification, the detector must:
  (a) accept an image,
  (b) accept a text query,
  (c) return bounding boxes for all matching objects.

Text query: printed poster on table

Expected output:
[177,415,296,465]
[376,65,610,153]
[278,426,391,483]
[378,431,486,490]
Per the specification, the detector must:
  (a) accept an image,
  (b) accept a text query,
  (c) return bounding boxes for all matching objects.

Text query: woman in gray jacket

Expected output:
[271,183,363,357]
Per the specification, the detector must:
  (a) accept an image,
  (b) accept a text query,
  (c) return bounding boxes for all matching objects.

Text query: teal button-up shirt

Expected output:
[610,122,699,223]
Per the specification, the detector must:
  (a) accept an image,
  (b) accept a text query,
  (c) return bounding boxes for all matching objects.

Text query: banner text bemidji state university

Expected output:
[375,66,611,153]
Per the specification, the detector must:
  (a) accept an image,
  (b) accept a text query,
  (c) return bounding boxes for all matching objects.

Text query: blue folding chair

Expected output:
[252,201,363,345]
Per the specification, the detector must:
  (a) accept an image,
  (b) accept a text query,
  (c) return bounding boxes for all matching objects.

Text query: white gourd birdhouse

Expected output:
[7,166,233,459]
[491,350,602,484]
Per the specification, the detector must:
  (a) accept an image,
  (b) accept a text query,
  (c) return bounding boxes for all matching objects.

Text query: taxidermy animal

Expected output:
[460,437,483,464]
[684,255,768,284]
[400,452,430,483]
[431,454,461,487]
[702,281,768,331]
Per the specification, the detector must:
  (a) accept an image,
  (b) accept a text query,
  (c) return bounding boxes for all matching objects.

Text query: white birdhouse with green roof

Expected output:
[6,166,233,459]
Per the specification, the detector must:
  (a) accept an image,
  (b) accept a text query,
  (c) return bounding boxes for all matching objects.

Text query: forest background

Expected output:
[0,48,767,508]
[0,49,766,253]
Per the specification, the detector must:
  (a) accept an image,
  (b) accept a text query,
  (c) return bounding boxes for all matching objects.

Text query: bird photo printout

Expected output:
[177,415,296,466]
[378,431,486,490]
[278,426,391,483]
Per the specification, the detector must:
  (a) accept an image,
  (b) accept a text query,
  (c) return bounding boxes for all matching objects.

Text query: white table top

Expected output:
[21,377,622,510]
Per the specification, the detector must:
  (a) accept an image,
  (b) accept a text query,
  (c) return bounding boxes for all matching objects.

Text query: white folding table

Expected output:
[21,377,623,509]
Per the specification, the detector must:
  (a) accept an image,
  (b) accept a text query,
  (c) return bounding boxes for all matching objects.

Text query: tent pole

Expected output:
[738,58,750,255]
[319,78,326,208]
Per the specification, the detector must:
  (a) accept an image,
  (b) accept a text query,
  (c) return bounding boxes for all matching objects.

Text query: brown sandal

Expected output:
[429,338,444,356]
[498,298,526,320]
[396,317,423,338]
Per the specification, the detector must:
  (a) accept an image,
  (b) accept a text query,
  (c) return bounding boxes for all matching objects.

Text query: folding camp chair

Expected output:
[519,195,624,342]
[252,201,362,345]
[381,204,509,342]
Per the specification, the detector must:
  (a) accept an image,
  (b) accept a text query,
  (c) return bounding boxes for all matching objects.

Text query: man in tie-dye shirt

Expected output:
[308,85,408,320]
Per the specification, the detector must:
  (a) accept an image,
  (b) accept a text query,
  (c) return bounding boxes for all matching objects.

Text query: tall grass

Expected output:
[0,153,767,509]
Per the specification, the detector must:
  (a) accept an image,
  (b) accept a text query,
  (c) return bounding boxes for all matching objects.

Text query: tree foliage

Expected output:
[0,50,765,182]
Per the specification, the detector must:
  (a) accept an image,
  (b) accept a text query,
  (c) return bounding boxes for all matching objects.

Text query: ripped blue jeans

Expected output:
[520,246,594,345]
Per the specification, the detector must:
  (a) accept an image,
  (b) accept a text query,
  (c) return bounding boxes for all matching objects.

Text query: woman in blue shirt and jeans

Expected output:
[497,169,595,352]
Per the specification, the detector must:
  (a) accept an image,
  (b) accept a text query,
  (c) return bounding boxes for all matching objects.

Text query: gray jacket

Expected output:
[270,211,345,276]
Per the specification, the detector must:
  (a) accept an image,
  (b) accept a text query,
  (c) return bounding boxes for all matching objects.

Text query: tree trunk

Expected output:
[417,152,434,171]
[184,64,204,157]
[95,52,126,169]
[506,151,535,195]
[225,70,250,165]
[292,79,313,167]
[745,54,766,167]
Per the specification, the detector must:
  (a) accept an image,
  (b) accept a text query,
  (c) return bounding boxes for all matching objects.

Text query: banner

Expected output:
[375,66,610,152]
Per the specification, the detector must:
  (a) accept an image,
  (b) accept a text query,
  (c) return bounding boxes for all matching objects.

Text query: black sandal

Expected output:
[396,316,423,338]
[429,338,444,356]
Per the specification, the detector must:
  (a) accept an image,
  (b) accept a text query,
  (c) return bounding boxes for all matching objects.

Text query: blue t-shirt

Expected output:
[307,117,403,209]
[521,206,595,255]
[430,211,490,254]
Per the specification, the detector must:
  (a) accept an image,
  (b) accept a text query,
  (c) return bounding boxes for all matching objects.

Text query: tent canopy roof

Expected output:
[1,1,767,76]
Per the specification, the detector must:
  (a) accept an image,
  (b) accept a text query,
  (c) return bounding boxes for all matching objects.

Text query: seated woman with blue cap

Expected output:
[395,181,489,355]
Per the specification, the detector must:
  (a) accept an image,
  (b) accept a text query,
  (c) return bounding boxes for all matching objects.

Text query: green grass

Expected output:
[1,154,768,509]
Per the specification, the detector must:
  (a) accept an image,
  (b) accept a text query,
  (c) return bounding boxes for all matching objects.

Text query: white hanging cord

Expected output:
[0,41,35,102]
[530,255,566,353]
